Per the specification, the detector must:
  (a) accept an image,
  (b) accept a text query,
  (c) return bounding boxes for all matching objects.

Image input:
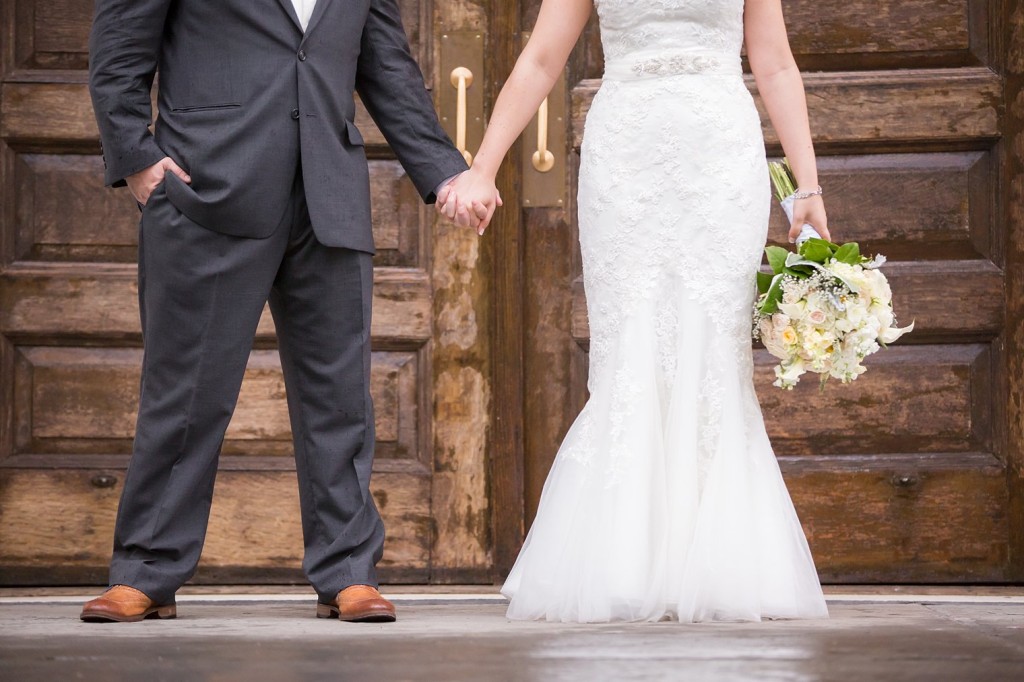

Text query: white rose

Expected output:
[870,303,894,329]
[778,302,806,319]
[845,302,868,326]
[865,269,893,302]
[774,358,805,389]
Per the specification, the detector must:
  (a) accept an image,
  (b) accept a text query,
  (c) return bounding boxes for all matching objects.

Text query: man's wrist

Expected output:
[434,173,461,198]
[105,145,166,188]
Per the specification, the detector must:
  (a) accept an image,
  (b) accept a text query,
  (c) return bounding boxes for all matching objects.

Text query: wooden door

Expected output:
[516,0,1024,582]
[0,0,500,585]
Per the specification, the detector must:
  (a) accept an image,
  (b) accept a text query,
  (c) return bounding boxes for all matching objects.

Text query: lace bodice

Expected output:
[595,0,745,67]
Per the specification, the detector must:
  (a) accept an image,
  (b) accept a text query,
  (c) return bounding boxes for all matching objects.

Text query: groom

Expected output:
[80,0,469,623]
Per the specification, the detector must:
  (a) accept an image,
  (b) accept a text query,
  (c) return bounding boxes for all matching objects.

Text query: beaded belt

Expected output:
[603,51,741,81]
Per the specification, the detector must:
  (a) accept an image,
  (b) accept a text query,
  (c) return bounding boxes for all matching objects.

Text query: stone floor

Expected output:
[1,593,1023,681]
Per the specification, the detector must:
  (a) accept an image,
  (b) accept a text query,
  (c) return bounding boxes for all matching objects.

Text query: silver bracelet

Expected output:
[792,185,823,200]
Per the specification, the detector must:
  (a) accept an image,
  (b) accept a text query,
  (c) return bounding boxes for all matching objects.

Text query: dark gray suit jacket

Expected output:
[89,0,468,252]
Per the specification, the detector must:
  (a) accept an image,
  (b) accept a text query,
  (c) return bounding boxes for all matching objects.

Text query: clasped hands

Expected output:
[436,169,502,235]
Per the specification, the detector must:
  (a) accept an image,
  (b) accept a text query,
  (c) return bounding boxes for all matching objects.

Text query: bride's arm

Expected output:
[744,0,830,242]
[439,0,593,233]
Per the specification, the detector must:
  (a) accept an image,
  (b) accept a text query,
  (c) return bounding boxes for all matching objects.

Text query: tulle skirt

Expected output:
[501,291,829,623]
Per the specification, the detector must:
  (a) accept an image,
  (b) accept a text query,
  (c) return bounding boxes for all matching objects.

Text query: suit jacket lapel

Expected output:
[275,0,304,33]
[302,0,335,40]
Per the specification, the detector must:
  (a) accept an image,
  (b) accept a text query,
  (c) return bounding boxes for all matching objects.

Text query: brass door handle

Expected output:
[520,30,565,207]
[450,67,474,165]
[532,97,555,173]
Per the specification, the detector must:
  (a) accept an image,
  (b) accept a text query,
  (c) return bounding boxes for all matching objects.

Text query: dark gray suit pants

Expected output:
[110,170,384,604]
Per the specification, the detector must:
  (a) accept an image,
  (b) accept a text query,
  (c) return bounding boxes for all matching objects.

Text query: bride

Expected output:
[440,0,831,623]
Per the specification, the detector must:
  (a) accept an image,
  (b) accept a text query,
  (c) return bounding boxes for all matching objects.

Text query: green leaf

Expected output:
[799,239,833,264]
[785,252,825,272]
[833,242,862,265]
[756,270,774,294]
[809,237,837,253]
[765,245,790,274]
[784,265,813,278]
[782,254,861,290]
[757,273,785,314]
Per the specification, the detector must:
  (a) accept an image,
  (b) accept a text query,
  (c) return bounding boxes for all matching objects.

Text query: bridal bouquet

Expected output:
[753,160,913,389]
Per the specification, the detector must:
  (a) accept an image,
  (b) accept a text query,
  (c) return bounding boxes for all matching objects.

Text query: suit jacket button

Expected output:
[297,49,307,61]
[291,109,300,120]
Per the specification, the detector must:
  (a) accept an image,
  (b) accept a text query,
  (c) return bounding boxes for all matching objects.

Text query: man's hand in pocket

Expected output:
[128,157,192,206]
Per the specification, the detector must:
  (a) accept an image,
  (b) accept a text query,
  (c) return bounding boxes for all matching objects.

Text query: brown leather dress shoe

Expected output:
[80,585,177,623]
[316,585,396,623]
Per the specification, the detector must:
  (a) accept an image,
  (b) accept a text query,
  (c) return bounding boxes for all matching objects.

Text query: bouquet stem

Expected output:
[768,159,797,202]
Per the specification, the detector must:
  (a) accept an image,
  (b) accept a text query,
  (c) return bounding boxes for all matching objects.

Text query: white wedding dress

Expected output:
[501,0,829,622]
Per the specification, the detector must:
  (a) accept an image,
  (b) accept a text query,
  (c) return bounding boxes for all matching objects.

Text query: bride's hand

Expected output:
[789,195,830,243]
[436,168,503,235]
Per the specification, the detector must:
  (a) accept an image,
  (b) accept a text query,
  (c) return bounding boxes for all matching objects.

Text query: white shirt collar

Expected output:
[291,0,316,31]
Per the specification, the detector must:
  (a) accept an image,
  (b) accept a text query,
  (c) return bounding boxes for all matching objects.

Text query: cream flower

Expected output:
[778,302,806,319]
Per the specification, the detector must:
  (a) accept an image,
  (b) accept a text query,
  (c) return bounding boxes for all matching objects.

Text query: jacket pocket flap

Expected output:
[171,103,241,113]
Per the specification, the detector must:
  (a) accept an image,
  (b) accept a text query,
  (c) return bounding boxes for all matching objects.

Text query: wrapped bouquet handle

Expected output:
[770,160,823,245]
[780,193,822,246]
